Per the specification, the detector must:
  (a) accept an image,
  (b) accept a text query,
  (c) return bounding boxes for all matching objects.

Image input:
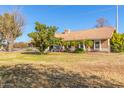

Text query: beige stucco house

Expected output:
[55,27,115,52]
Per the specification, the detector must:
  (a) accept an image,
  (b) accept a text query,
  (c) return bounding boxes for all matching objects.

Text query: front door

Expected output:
[94,40,100,51]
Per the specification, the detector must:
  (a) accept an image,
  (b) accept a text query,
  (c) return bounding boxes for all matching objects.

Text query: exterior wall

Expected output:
[101,39,108,48]
[101,39,110,52]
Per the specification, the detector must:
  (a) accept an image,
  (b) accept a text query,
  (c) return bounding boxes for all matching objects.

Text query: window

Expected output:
[80,44,84,48]
[95,40,100,49]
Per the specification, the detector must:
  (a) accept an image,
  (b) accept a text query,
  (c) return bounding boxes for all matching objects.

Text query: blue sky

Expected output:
[0,5,123,42]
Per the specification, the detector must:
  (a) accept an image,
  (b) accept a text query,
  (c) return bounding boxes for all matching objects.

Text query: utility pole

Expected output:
[116,5,119,33]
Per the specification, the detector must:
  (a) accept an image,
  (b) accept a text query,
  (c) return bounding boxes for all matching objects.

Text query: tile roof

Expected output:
[55,27,115,41]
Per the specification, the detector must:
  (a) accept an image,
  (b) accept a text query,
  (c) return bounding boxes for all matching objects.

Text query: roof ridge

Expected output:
[69,26,114,33]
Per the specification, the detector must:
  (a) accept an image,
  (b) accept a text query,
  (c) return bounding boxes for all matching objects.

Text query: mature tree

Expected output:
[0,12,25,51]
[28,22,61,54]
[96,18,108,28]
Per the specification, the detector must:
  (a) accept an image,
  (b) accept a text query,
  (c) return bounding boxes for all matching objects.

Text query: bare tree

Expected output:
[0,10,25,51]
[96,18,108,28]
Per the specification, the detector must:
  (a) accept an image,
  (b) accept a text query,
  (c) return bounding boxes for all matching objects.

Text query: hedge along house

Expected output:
[55,27,115,52]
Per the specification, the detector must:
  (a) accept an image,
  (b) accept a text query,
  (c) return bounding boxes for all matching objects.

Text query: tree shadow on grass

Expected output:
[0,64,124,88]
[21,52,41,55]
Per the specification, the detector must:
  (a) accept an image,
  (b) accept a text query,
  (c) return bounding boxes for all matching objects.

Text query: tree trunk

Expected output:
[43,47,49,54]
[7,40,14,52]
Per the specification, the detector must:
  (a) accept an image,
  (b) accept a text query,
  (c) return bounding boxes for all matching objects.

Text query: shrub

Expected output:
[110,32,124,52]
[63,48,70,52]
[74,48,85,53]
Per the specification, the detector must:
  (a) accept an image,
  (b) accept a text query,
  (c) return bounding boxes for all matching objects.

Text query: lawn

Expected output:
[0,52,124,87]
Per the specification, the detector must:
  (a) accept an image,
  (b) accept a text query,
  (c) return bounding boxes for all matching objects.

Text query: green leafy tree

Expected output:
[110,32,124,52]
[28,22,61,54]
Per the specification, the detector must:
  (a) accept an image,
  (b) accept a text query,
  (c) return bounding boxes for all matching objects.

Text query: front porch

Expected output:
[50,39,110,52]
[93,39,110,52]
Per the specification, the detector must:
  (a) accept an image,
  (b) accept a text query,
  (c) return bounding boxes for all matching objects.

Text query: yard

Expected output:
[0,52,124,87]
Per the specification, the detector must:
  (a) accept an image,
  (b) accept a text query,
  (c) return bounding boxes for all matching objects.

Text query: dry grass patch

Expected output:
[0,64,124,88]
[0,52,124,87]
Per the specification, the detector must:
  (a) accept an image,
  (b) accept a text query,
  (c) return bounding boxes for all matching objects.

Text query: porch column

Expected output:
[99,40,102,51]
[83,43,86,50]
[78,44,81,48]
[94,40,95,51]
[62,46,65,50]
[108,39,110,52]
[67,45,68,49]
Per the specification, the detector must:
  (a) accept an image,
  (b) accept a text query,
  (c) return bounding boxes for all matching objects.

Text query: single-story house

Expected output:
[55,27,115,52]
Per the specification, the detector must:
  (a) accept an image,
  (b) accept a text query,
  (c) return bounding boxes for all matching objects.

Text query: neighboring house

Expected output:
[55,27,115,52]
